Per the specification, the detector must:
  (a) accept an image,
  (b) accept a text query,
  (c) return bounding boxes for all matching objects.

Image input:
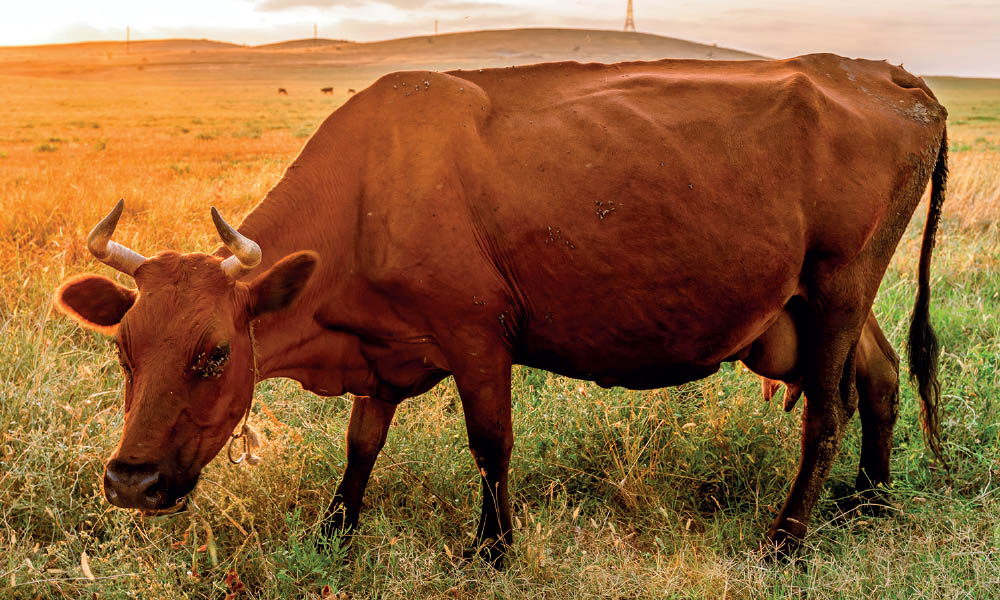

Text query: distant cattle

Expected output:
[347,88,356,94]
[58,54,948,565]
[321,87,333,95]
[277,88,288,95]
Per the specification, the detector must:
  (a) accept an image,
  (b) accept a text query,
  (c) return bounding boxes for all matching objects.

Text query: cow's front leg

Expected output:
[322,395,397,537]
[454,359,514,566]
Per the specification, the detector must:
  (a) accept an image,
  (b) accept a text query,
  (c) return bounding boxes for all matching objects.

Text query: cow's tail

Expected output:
[907,126,948,472]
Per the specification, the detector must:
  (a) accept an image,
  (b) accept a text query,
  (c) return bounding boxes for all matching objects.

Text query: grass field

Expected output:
[2,32,999,599]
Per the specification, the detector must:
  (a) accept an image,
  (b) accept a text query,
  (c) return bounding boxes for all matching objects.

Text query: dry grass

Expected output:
[2,37,999,599]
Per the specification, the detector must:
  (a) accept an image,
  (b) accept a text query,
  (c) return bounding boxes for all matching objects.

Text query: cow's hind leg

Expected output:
[322,395,397,536]
[453,358,514,566]
[854,312,900,507]
[769,291,866,552]
[751,308,900,506]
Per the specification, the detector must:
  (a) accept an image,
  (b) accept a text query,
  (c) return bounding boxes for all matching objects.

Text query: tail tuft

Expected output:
[907,127,948,472]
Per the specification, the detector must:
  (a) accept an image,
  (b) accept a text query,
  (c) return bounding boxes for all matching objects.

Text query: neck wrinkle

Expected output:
[221,105,371,394]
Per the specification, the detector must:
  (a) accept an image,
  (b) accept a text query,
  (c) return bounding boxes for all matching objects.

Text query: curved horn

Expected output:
[211,207,261,278]
[87,199,146,276]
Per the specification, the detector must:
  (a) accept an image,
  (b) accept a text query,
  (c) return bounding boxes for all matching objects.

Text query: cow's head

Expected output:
[56,201,317,515]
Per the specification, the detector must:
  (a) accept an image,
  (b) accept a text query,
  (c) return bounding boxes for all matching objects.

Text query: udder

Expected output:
[740,297,808,410]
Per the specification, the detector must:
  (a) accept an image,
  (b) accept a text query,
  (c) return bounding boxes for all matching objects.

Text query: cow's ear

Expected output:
[248,251,319,317]
[55,274,137,333]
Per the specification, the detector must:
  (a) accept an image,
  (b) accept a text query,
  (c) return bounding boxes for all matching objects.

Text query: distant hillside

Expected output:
[255,38,353,50]
[0,28,766,84]
[346,28,764,66]
[0,38,240,57]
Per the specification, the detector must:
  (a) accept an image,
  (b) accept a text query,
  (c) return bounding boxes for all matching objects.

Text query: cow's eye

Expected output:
[197,342,230,379]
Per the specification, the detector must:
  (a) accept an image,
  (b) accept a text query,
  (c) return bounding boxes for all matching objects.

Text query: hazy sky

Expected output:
[1,0,998,77]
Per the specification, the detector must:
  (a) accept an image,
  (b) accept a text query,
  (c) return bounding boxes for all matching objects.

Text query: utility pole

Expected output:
[624,0,636,32]
[126,26,130,53]
[314,23,317,39]
[434,20,438,36]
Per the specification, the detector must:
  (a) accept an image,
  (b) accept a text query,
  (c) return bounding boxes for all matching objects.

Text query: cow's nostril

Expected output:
[104,460,168,509]
[141,473,166,505]
[105,466,124,486]
[135,471,161,493]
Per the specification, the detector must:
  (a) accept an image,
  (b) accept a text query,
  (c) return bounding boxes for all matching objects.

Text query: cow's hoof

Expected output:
[766,519,806,558]
[853,484,892,516]
[461,538,507,568]
[320,504,356,540]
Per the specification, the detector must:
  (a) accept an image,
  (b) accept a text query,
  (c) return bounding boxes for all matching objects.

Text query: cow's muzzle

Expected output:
[104,459,187,514]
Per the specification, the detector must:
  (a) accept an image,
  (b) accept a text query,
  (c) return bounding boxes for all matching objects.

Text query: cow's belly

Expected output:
[512,293,780,388]
[503,221,804,385]
[516,348,723,390]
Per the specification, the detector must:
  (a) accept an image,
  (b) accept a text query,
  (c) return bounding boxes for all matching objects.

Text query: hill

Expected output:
[0,28,764,84]
[255,38,353,50]
[346,28,762,65]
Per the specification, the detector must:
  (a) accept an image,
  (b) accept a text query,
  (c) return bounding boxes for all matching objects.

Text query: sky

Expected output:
[1,0,998,77]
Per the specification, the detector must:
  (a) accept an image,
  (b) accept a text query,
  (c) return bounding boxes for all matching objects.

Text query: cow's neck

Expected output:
[238,147,361,269]
[227,140,377,398]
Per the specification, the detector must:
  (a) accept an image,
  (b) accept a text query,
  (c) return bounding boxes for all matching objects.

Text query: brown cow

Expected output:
[277,87,288,95]
[56,54,948,563]
[321,87,333,95]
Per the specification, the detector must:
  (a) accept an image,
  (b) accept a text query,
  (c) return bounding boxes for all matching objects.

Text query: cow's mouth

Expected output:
[140,495,188,517]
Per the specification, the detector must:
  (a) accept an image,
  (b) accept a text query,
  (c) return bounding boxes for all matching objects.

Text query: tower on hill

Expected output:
[624,0,636,32]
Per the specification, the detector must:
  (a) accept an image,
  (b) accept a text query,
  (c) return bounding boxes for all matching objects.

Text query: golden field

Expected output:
[2,30,999,599]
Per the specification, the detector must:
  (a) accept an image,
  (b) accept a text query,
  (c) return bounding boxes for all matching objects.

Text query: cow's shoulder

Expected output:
[364,69,491,108]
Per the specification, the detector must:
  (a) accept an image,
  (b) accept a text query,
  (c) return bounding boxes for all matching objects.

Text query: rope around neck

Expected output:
[228,320,262,466]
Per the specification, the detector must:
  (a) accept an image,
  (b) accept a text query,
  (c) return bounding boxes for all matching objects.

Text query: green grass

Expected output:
[1,75,999,599]
[4,263,999,598]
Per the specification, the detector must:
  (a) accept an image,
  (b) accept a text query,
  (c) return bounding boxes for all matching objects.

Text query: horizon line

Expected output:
[1,26,994,80]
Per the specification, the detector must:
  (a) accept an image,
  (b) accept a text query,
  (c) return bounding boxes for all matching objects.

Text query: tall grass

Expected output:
[1,71,998,599]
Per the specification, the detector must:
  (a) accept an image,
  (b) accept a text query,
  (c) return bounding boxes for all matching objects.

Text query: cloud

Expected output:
[254,0,511,13]
[429,1,508,8]
[255,0,433,10]
[22,22,127,46]
[254,0,344,10]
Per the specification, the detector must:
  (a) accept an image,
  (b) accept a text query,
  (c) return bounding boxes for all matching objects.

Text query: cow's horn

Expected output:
[87,199,146,276]
[212,207,261,277]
